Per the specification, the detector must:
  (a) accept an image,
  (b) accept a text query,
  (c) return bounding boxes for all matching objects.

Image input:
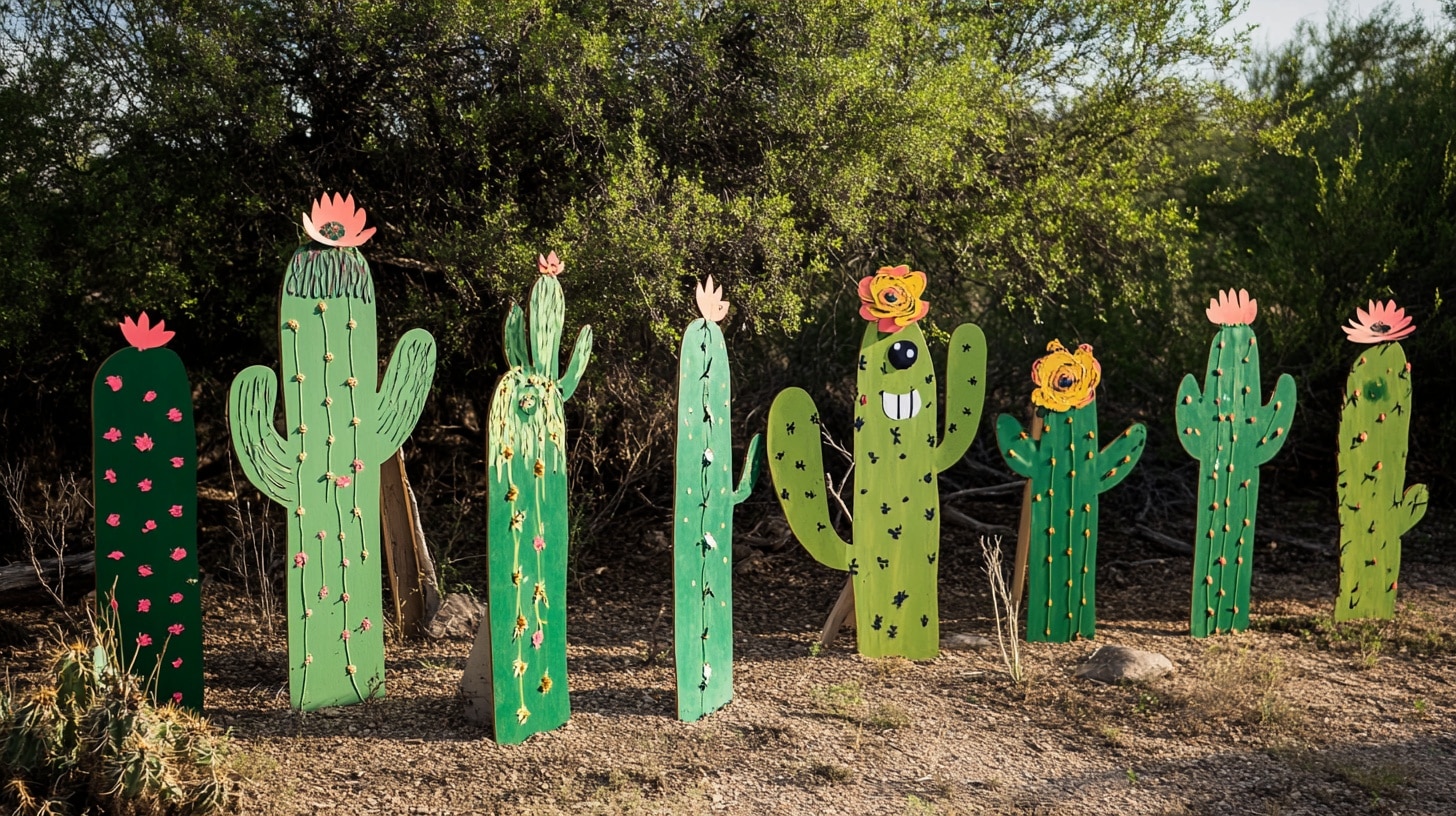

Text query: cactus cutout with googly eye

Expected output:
[768,265,986,660]
[229,193,437,710]
[1335,299,1427,621]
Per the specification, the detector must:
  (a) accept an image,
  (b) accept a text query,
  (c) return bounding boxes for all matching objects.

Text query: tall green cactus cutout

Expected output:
[94,313,202,710]
[1176,289,1295,637]
[1335,299,1428,620]
[673,276,762,721]
[768,265,985,660]
[229,193,437,710]
[997,340,1145,642]
[460,251,592,744]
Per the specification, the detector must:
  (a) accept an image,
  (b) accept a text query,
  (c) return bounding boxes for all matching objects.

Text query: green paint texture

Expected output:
[1176,293,1295,637]
[768,320,986,660]
[229,242,437,710]
[475,264,592,744]
[1335,342,1427,620]
[672,278,762,721]
[93,314,202,710]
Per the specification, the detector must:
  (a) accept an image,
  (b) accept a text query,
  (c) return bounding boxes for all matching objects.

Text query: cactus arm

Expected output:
[767,387,849,570]
[1096,424,1147,493]
[530,275,566,379]
[934,323,988,473]
[995,413,1038,479]
[228,365,294,506]
[504,304,530,370]
[370,328,438,460]
[1400,483,1429,535]
[559,325,593,402]
[732,433,763,505]
[1248,373,1297,466]
[1174,374,1208,458]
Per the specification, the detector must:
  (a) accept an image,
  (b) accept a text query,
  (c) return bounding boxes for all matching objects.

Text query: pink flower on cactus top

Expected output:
[168,623,184,636]
[302,192,375,247]
[106,550,123,559]
[105,515,120,528]
[134,434,154,452]
[105,375,123,392]
[171,658,183,668]
[531,629,544,649]
[169,547,186,560]
[1342,299,1415,344]
[335,476,351,488]
[169,506,183,519]
[360,617,372,632]
[119,312,175,350]
[352,459,364,473]
[103,427,122,443]
[141,519,157,533]
[169,592,183,603]
[170,457,185,468]
[143,390,156,403]
[138,564,153,576]
[136,633,153,647]
[294,552,308,568]
[167,408,182,422]
[1205,288,1257,325]
[137,599,151,612]
[538,250,564,277]
[104,469,117,483]
[533,535,546,552]
[138,479,153,492]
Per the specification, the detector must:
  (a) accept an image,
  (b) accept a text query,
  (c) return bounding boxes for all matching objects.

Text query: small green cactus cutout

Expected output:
[768,265,986,660]
[673,276,762,721]
[94,313,202,710]
[997,340,1145,643]
[1176,289,1295,637]
[460,251,592,745]
[229,193,437,710]
[1335,299,1428,621]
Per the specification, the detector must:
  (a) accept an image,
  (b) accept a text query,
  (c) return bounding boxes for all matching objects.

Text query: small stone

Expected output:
[1074,645,1174,684]
[939,633,993,651]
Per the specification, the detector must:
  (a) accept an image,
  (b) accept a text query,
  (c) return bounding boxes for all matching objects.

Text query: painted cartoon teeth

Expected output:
[880,389,923,420]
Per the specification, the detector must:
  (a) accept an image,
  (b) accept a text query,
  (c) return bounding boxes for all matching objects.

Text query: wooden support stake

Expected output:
[818,576,856,649]
[1010,404,1041,612]
[380,448,440,639]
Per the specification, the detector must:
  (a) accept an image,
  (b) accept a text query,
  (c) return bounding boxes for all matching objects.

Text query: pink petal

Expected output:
[360,617,372,631]
[335,476,351,488]
[167,408,182,422]
[340,630,350,641]
[294,552,308,568]
[138,564,153,576]
[168,623,184,635]
[106,549,123,559]
[172,658,183,668]
[141,518,157,532]
[170,457,185,468]
[169,547,186,560]
[138,479,153,492]
[169,505,183,518]
[169,593,183,603]
[143,390,157,403]
[352,459,365,472]
[106,375,123,392]
[104,469,117,483]
[137,634,152,646]
[137,599,151,612]
[103,428,122,443]
[172,692,183,703]
[134,434,154,452]
[106,514,121,528]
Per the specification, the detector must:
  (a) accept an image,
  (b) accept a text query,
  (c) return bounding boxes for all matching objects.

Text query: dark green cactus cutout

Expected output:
[997,340,1145,643]
[461,252,591,744]
[768,267,985,660]
[1176,290,1294,637]
[229,194,437,710]
[673,277,762,721]
[94,313,201,710]
[1336,300,1427,620]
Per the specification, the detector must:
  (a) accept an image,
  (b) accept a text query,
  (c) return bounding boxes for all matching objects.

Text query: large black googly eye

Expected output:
[887,340,918,370]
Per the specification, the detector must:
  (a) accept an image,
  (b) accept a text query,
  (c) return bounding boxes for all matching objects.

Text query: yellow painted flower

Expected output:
[539,674,553,693]
[1030,340,1101,412]
[857,264,929,333]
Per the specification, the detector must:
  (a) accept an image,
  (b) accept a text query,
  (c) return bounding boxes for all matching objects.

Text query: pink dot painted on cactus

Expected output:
[319,585,329,599]
[167,407,182,422]
[316,530,327,540]
[340,592,350,603]
[138,479,153,492]
[138,564,153,577]
[169,547,186,561]
[104,469,117,483]
[336,476,352,488]
[134,433,154,452]
[169,592,182,603]
[106,375,123,391]
[141,519,157,534]
[137,598,151,612]
[170,457,185,469]
[106,550,123,559]
[531,629,543,649]
[168,623,184,636]
[352,459,364,473]
[341,557,350,568]
[533,535,546,553]
[137,633,153,647]
[105,514,121,528]
[172,658,183,668]
[169,505,183,519]
[340,630,351,641]
[360,617,372,632]
[294,552,307,568]
[103,427,122,443]
[143,390,157,402]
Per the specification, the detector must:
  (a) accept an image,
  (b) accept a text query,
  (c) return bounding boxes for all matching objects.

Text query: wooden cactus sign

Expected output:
[461,252,592,744]
[1335,300,1427,620]
[768,266,986,660]
[1176,290,1294,637]
[93,313,202,710]
[673,276,762,721]
[229,193,438,710]
[997,341,1145,642]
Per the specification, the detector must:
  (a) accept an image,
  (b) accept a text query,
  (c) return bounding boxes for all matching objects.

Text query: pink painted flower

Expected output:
[335,476,351,488]
[169,592,183,603]
[340,629,351,641]
[302,192,375,246]
[294,552,308,568]
[134,433,154,452]
[141,519,157,532]
[169,505,183,519]
[172,658,183,668]
[138,478,153,492]
[1342,299,1415,344]
[318,585,329,599]
[170,457,185,469]
[533,535,546,553]
[537,250,564,277]
[167,407,182,422]
[532,629,544,649]
[136,633,153,647]
[103,427,122,443]
[105,375,123,392]
[137,598,151,612]
[360,617,372,631]
[172,692,183,703]
[105,515,121,528]
[1205,288,1258,326]
[143,390,156,402]
[352,459,364,473]
[106,549,123,559]
[169,547,186,560]
[104,469,117,483]
[120,312,175,350]
[167,623,184,636]
[138,564,153,577]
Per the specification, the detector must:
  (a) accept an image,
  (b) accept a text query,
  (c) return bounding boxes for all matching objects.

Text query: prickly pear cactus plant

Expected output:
[673,276,762,721]
[768,265,985,660]
[997,340,1145,642]
[460,251,592,744]
[1175,289,1296,637]
[229,193,437,710]
[93,313,202,710]
[1335,299,1428,620]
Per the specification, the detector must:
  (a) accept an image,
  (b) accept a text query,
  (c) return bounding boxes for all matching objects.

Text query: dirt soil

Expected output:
[4,492,1455,816]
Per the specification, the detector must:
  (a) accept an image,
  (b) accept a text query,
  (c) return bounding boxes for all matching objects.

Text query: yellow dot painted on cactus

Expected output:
[1080,597,1087,604]
[1206,530,1215,539]
[1047,600,1054,607]
[1236,556,1244,565]
[346,377,358,388]
[324,352,334,363]
[1066,508,1074,518]
[1046,527,1056,535]
[286,319,300,331]
[1083,529,1090,538]
[1082,503,1091,512]
[294,373,306,383]
[327,435,335,445]
[353,507,362,518]
[338,532,346,541]
[1066,612,1073,619]
[347,319,357,330]
[1033,493,1042,502]
[1066,580,1073,587]
[1205,575,1213,585]
[1087,430,1096,439]
[351,417,360,426]
[1223,524,1230,532]
[1046,555,1053,563]
[1047,488,1055,497]
[1068,470,1076,478]
[1049,457,1057,466]
[1085,451,1093,460]
[1242,518,1250,527]
[296,506,305,516]
[1065,548,1073,556]
[298,452,308,462]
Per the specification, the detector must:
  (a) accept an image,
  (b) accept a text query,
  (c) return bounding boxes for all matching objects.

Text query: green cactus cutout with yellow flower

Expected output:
[768,265,986,660]
[997,340,1146,643]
